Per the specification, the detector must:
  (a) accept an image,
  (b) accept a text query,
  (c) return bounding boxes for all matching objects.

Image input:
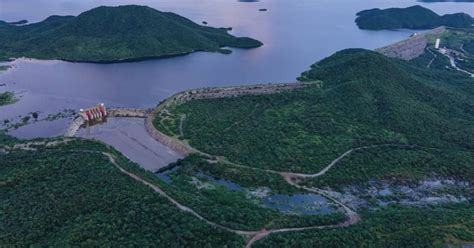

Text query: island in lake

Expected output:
[355,5,474,30]
[0,5,263,63]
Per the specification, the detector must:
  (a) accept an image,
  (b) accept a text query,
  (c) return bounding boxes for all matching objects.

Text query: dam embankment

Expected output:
[66,82,316,156]
[64,108,151,137]
[150,82,316,155]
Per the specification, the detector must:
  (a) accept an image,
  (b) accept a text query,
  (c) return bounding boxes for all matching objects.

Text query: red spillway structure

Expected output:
[79,103,107,122]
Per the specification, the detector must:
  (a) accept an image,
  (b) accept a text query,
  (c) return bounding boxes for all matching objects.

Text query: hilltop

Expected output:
[355,5,474,30]
[0,5,262,62]
[161,49,474,173]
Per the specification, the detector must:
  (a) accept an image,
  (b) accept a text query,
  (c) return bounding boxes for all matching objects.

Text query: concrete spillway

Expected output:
[64,116,85,137]
[64,108,150,137]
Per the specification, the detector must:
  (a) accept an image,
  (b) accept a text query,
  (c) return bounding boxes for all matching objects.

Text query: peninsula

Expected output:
[355,5,474,30]
[0,5,263,62]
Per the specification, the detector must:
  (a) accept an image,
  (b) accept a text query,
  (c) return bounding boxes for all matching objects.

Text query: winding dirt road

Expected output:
[10,131,425,247]
[102,152,257,237]
[6,138,414,247]
[440,47,474,77]
[426,48,437,68]
[101,145,368,247]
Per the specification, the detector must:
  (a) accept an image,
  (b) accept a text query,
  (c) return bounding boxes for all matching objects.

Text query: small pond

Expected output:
[156,169,338,215]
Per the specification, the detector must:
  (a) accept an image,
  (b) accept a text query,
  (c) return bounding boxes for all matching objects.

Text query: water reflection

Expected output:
[156,169,338,215]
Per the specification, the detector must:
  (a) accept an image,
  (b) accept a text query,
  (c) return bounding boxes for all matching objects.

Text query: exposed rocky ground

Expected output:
[376,26,446,60]
[320,178,472,210]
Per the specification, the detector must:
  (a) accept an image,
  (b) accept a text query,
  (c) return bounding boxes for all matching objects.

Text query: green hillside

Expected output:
[0,5,262,62]
[356,5,474,30]
[158,49,474,173]
[254,203,474,247]
[152,48,474,247]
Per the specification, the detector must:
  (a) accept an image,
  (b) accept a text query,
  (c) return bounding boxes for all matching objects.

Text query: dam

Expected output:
[79,103,107,122]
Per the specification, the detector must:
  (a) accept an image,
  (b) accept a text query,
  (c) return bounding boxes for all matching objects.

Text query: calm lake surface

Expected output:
[1,0,473,168]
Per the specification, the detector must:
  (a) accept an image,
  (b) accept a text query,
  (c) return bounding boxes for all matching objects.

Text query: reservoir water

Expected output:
[1,0,473,168]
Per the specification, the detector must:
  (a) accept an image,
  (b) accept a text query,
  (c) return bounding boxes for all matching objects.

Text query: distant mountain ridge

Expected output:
[355,5,474,30]
[0,5,263,62]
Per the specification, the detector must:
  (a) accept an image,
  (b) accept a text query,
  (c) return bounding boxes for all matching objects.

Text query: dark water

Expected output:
[157,169,337,215]
[1,0,472,168]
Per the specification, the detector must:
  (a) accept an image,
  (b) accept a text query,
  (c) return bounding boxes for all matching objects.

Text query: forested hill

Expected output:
[355,5,474,30]
[154,48,474,246]
[0,5,263,62]
[297,49,474,153]
[163,48,474,173]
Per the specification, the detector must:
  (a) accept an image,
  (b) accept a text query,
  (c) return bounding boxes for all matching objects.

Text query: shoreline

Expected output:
[65,82,317,155]
[1,43,263,65]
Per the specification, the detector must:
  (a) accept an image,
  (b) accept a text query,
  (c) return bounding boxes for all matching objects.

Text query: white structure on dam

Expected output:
[435,38,441,49]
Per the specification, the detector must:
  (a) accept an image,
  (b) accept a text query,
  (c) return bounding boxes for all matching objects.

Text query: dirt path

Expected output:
[140,117,425,246]
[441,48,474,77]
[179,114,186,137]
[101,150,362,245]
[283,144,414,179]
[4,137,366,247]
[102,152,257,237]
[216,144,415,179]
[245,182,360,247]
[426,48,437,68]
[139,114,438,246]
[106,143,367,246]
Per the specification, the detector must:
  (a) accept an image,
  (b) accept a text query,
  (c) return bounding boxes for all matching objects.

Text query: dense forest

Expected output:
[0,137,243,246]
[307,145,474,188]
[254,203,474,247]
[355,5,473,30]
[0,5,262,62]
